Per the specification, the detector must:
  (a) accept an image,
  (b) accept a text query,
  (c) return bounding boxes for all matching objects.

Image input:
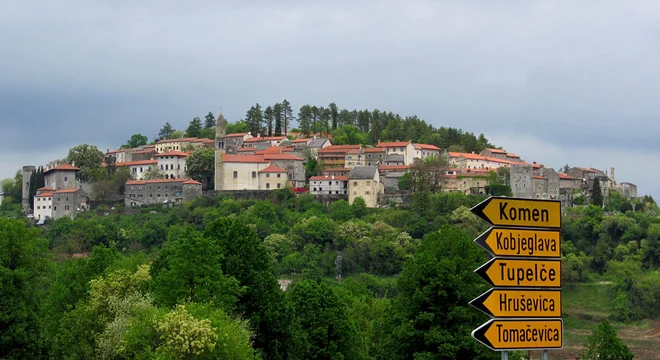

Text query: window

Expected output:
[277,183,281,189]
[157,194,160,197]
[366,181,370,186]
[266,183,270,189]
[165,194,168,197]
[335,181,338,185]
[368,154,372,158]
[49,206,51,209]
[329,181,332,185]
[252,171,256,178]
[37,198,40,202]
[365,191,370,195]
[140,167,143,173]
[37,206,40,209]
[353,181,358,186]
[64,176,68,181]
[277,173,281,178]
[379,154,382,158]
[313,188,317,191]
[353,191,357,195]
[233,171,238,178]
[65,206,70,210]
[266,174,270,178]
[178,164,180,170]
[150,194,153,197]
[54,206,57,211]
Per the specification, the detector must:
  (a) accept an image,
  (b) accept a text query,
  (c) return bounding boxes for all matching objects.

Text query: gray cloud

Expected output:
[1,0,659,198]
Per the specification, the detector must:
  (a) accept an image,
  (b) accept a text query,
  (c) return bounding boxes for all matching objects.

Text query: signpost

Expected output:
[470,196,562,359]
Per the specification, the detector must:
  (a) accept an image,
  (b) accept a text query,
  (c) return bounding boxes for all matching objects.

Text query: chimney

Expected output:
[332,175,335,179]
[257,133,261,138]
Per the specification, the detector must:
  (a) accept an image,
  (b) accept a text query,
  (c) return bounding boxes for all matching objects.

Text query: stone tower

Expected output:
[214,112,227,191]
[21,165,35,214]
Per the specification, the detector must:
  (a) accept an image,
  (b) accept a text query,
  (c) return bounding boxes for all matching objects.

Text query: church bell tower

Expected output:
[214,112,227,190]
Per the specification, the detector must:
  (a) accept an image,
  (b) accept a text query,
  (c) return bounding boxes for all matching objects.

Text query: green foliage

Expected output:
[592,178,603,207]
[379,225,497,359]
[288,280,361,359]
[185,116,203,137]
[204,111,216,129]
[581,320,634,360]
[150,226,242,311]
[397,172,410,190]
[122,133,148,149]
[332,124,368,145]
[245,103,264,136]
[0,218,51,359]
[158,121,175,140]
[186,147,215,189]
[67,144,104,182]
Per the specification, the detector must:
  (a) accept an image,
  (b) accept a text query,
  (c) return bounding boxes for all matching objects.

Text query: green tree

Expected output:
[143,166,165,180]
[204,111,216,129]
[186,117,203,138]
[186,147,215,190]
[592,178,603,207]
[398,172,411,190]
[288,280,361,359]
[150,226,242,311]
[273,103,283,136]
[264,105,275,137]
[379,226,496,359]
[155,305,219,359]
[205,217,295,360]
[159,122,175,140]
[67,144,104,170]
[282,99,293,135]
[328,102,339,130]
[332,124,367,145]
[0,218,51,359]
[122,134,148,149]
[171,129,184,139]
[298,105,313,136]
[245,103,264,136]
[581,320,634,360]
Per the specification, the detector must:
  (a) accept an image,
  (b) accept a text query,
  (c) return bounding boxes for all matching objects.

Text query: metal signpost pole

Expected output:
[542,350,549,360]
[502,351,508,360]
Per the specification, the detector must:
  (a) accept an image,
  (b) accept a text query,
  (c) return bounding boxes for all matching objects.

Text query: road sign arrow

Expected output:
[469,289,562,318]
[471,319,563,351]
[475,258,561,288]
[474,227,561,258]
[470,197,561,229]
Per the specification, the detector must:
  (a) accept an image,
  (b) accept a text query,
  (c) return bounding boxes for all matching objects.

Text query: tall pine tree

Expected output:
[592,177,604,207]
[185,117,202,138]
[158,122,175,140]
[264,106,275,137]
[298,105,313,136]
[282,99,293,135]
[273,103,283,136]
[328,102,339,130]
[204,112,215,129]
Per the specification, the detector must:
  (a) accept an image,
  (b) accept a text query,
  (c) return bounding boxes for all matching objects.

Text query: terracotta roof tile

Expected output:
[238,147,256,152]
[44,163,80,173]
[487,148,507,154]
[292,138,312,143]
[533,176,546,180]
[153,151,189,157]
[35,192,54,197]
[364,147,386,153]
[259,164,288,173]
[263,154,304,161]
[414,143,441,151]
[244,136,286,143]
[377,141,411,147]
[116,160,158,167]
[126,178,190,185]
[37,186,54,191]
[506,153,520,158]
[221,154,269,163]
[227,133,249,137]
[54,188,81,194]
[131,149,154,155]
[183,179,202,185]
[378,165,410,171]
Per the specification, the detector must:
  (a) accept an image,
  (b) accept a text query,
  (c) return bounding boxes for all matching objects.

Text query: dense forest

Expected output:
[160,101,496,153]
[1,188,657,359]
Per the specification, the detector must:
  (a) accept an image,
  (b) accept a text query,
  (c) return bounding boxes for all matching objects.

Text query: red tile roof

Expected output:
[263,154,304,161]
[486,148,507,154]
[183,179,202,185]
[309,175,349,181]
[364,147,385,153]
[292,138,312,143]
[131,149,154,155]
[255,146,283,155]
[322,168,352,173]
[533,176,546,180]
[116,160,158,167]
[558,173,578,180]
[414,143,441,151]
[237,147,256,152]
[282,147,294,152]
[55,188,81,194]
[153,151,189,157]
[318,145,362,154]
[37,186,54,192]
[221,154,269,163]
[576,167,596,172]
[346,148,363,155]
[244,136,286,143]
[506,153,520,158]
[44,163,80,173]
[227,133,248,138]
[106,149,125,154]
[377,141,411,147]
[35,192,54,197]
[259,164,288,173]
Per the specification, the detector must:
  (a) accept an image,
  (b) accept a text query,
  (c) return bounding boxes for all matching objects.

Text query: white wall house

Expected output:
[376,141,416,165]
[116,160,158,180]
[34,191,53,220]
[309,175,349,196]
[155,151,189,179]
[413,144,441,161]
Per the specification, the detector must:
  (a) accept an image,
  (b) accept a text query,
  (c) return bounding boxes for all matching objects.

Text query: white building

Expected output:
[116,160,158,180]
[154,151,189,179]
[309,175,349,196]
[413,143,441,161]
[376,141,416,166]
[34,191,53,220]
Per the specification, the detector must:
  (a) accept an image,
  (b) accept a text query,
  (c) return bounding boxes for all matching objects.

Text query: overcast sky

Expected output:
[1,0,659,198]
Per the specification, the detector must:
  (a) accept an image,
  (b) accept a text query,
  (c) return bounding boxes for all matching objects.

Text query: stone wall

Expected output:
[204,189,274,201]
[271,159,306,188]
[378,192,412,207]
[510,164,534,199]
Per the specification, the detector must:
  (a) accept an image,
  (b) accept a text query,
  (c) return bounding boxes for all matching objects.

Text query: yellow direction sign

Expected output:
[469,289,561,318]
[475,258,561,288]
[474,227,561,258]
[471,319,563,351]
[470,197,561,229]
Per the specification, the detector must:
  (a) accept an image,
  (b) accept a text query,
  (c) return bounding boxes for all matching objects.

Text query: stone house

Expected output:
[534,167,560,200]
[115,159,158,180]
[382,171,407,191]
[34,187,87,221]
[154,151,189,179]
[317,145,362,169]
[243,135,287,148]
[364,147,385,166]
[384,154,405,166]
[510,164,534,199]
[130,148,156,161]
[451,152,512,169]
[617,182,637,199]
[264,153,306,188]
[479,148,508,160]
[258,164,289,190]
[44,163,80,190]
[155,138,197,153]
[376,141,416,165]
[305,138,332,157]
[124,178,202,207]
[321,168,352,178]
[345,148,365,168]
[348,166,382,208]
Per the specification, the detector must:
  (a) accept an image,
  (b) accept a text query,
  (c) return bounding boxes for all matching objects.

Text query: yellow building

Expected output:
[348,166,382,208]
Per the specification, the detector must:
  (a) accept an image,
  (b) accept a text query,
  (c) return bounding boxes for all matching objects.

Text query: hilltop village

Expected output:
[15,112,638,221]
